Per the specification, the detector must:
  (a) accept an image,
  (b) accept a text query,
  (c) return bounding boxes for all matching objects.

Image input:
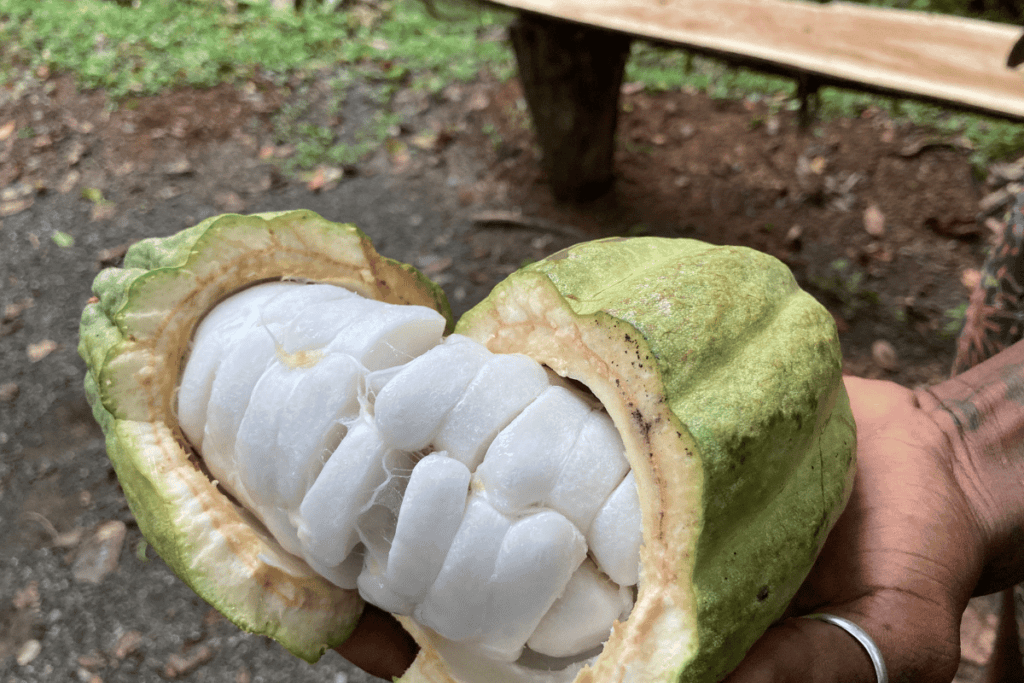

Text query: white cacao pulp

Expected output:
[177,281,643,667]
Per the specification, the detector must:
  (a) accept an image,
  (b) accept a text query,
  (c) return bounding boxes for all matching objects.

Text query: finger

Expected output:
[333,604,419,680]
[725,594,962,683]
[722,614,881,683]
[842,376,916,431]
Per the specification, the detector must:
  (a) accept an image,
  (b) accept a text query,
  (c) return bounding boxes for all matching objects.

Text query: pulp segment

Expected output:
[177,282,643,666]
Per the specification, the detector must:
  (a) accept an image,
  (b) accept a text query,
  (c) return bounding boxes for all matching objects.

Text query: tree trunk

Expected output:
[509,12,632,201]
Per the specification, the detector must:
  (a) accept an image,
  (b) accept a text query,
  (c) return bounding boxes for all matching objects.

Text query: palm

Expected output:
[726,376,984,683]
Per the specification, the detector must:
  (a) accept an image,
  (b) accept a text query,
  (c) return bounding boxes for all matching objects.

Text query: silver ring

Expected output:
[802,613,888,683]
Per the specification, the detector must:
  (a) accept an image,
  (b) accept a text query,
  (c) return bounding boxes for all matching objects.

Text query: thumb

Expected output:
[721,613,884,683]
[333,604,419,680]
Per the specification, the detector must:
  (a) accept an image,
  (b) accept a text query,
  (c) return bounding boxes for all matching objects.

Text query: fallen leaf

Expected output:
[164,645,214,678]
[1,182,34,202]
[72,520,127,584]
[0,121,15,141]
[65,139,87,165]
[57,170,80,194]
[90,202,116,222]
[304,166,343,193]
[203,609,225,627]
[467,91,490,112]
[411,130,439,150]
[163,157,192,176]
[1,318,23,337]
[961,268,981,290]
[418,255,453,276]
[5,298,34,321]
[989,160,1024,184]
[871,339,899,371]
[77,652,106,671]
[980,188,1014,215]
[898,136,970,158]
[12,581,39,611]
[170,118,189,139]
[27,339,57,362]
[863,203,886,237]
[985,217,1006,239]
[214,191,245,213]
[16,639,42,666]
[97,243,130,267]
[81,187,105,203]
[113,161,135,177]
[66,118,94,135]
[0,382,18,402]
[53,527,85,548]
[157,186,182,200]
[960,603,998,665]
[385,139,411,173]
[51,231,74,248]
[0,197,33,217]
[111,630,144,660]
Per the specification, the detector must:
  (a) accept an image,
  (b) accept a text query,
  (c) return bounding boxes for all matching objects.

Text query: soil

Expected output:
[0,51,1018,682]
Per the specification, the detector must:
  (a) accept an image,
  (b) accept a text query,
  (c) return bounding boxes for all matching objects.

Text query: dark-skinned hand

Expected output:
[724,376,991,683]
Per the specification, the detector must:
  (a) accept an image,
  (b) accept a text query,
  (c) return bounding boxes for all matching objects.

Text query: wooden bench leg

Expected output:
[797,73,822,131]
[509,12,632,201]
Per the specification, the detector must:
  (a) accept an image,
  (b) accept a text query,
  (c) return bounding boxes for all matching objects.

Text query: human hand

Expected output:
[724,375,987,683]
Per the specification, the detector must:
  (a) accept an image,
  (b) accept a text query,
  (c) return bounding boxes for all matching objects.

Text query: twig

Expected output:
[471,210,588,240]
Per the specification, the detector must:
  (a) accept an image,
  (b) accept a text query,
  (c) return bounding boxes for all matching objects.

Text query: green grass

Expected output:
[0,0,514,98]
[0,0,514,169]
[1,0,1021,171]
[627,41,1024,169]
[943,301,969,338]
[809,257,882,319]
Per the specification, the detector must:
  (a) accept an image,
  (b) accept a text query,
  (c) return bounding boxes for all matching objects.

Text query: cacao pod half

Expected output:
[79,210,855,683]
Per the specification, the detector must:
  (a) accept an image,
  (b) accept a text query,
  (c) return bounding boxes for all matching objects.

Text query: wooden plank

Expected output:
[484,0,1024,119]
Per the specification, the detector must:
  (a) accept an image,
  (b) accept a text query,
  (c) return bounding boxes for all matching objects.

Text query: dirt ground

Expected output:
[0,51,1019,681]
